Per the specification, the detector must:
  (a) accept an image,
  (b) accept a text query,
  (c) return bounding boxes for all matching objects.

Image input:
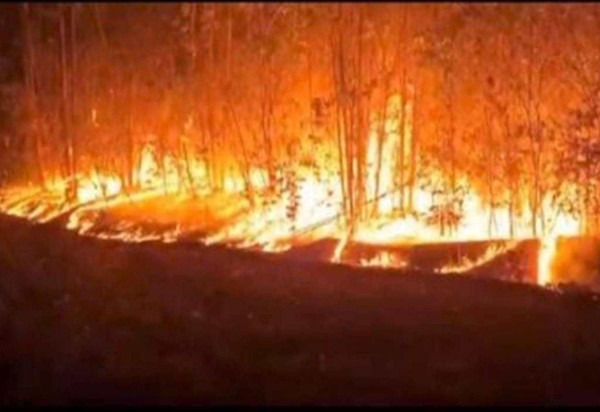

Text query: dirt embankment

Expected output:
[1,214,600,405]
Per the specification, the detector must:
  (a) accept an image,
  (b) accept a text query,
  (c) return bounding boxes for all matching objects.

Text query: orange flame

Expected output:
[0,91,584,287]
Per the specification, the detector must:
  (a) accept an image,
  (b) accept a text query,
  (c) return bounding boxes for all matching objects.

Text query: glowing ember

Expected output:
[359,251,407,269]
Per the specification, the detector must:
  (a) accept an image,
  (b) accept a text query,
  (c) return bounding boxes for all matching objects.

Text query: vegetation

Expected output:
[4,3,600,238]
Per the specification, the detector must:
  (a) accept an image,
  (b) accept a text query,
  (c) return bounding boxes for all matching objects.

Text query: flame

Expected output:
[332,232,350,263]
[0,91,586,288]
[537,237,556,287]
[359,251,407,269]
[437,241,520,275]
[535,202,581,285]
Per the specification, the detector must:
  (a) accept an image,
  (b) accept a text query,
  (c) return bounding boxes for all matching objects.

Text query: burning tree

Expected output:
[0,3,597,285]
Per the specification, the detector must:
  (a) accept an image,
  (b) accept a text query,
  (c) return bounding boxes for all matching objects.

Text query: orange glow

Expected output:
[436,241,519,275]
[359,251,407,269]
[0,91,584,287]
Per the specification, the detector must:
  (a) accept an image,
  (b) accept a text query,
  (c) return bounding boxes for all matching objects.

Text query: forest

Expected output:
[2,3,600,283]
[7,5,600,406]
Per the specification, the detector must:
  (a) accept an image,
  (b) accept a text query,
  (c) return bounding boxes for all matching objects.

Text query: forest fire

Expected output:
[7,4,600,407]
[0,89,584,286]
[436,241,520,275]
[0,3,597,289]
[0,119,581,286]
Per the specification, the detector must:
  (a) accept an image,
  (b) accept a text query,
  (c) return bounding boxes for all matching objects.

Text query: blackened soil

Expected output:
[0,214,599,405]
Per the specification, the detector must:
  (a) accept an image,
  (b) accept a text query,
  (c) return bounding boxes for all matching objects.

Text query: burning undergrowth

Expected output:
[0,126,584,287]
[4,4,600,289]
[0,177,559,287]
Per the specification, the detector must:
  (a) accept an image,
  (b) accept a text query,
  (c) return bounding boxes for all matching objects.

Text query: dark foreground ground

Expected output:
[1,215,600,405]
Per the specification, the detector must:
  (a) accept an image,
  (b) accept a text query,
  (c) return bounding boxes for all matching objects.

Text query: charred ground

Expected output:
[1,215,600,405]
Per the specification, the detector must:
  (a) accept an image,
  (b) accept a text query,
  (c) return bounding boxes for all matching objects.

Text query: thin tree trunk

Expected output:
[226,99,252,202]
[397,5,408,213]
[332,4,350,222]
[355,5,365,221]
[484,108,496,237]
[206,4,220,191]
[399,67,408,212]
[226,4,233,83]
[21,4,46,188]
[408,81,418,214]
[373,72,389,217]
[59,4,76,199]
[70,5,78,181]
[526,10,539,238]
[503,112,515,238]
[127,72,135,190]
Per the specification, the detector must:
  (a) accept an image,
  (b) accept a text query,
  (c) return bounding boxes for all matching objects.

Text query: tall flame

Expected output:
[538,237,557,286]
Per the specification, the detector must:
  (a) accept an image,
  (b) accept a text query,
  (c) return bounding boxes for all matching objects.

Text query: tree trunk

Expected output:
[408,79,419,214]
[126,72,135,190]
[59,4,76,200]
[21,4,46,188]
[397,6,409,213]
